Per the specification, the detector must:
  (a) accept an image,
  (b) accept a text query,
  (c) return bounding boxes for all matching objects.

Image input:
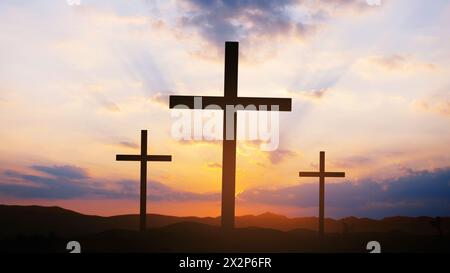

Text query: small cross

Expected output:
[116,130,172,232]
[299,151,345,236]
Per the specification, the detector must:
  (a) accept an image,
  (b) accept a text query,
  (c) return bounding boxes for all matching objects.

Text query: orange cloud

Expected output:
[354,54,438,78]
[206,162,222,169]
[412,98,450,117]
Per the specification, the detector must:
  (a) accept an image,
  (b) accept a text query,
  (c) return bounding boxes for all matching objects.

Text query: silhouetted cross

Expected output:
[299,151,345,237]
[116,130,171,232]
[169,41,292,230]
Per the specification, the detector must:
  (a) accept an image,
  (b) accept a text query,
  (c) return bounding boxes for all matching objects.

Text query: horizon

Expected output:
[0,203,447,221]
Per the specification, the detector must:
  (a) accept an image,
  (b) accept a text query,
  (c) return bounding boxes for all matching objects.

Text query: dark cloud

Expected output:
[238,168,450,218]
[0,165,219,202]
[31,165,88,180]
[180,0,298,46]
[1,170,93,199]
[175,0,378,47]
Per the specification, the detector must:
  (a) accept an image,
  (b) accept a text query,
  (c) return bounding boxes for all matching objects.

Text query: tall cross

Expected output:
[116,130,172,232]
[169,41,292,230]
[299,151,345,236]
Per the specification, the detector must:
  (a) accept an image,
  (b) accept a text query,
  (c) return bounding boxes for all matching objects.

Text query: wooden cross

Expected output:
[116,130,172,232]
[169,41,292,230]
[299,151,345,236]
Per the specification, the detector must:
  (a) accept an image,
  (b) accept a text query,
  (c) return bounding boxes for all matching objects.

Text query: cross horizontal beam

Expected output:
[169,95,292,111]
[299,171,345,177]
[116,155,172,162]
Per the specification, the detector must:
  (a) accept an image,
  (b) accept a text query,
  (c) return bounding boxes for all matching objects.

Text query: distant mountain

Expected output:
[0,205,219,239]
[1,205,449,253]
[0,204,448,239]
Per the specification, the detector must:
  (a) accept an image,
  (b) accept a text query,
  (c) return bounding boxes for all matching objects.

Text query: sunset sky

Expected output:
[0,0,449,218]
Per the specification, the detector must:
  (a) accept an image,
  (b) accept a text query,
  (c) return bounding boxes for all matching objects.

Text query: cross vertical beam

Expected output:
[221,111,237,230]
[222,42,239,230]
[140,130,147,232]
[319,151,325,236]
[224,41,238,98]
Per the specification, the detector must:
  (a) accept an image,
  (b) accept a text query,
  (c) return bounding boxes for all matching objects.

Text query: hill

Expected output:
[0,205,449,252]
[1,205,448,238]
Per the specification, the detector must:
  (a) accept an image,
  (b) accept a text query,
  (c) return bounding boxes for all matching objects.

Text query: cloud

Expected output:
[178,0,299,46]
[0,170,95,199]
[371,54,408,70]
[173,0,379,48]
[119,49,172,96]
[118,141,139,149]
[411,98,450,118]
[333,155,377,168]
[87,84,121,113]
[148,181,219,202]
[288,59,350,101]
[148,91,174,107]
[267,149,296,164]
[358,54,437,74]
[289,89,331,102]
[174,139,222,147]
[95,95,121,113]
[238,167,450,218]
[0,165,219,202]
[206,162,222,169]
[31,165,89,180]
[303,89,329,99]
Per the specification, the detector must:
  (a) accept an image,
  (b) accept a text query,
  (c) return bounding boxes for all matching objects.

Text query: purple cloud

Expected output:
[174,0,378,47]
[0,165,219,202]
[268,149,296,164]
[31,165,88,180]
[238,167,450,218]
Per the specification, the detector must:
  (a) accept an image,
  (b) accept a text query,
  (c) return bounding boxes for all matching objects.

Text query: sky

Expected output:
[0,0,449,218]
